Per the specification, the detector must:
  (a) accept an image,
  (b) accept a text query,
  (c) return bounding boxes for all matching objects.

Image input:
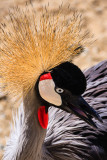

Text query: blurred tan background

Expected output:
[0,0,107,159]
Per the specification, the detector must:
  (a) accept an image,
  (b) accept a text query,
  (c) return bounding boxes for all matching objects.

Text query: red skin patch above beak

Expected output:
[40,73,52,81]
[38,106,48,129]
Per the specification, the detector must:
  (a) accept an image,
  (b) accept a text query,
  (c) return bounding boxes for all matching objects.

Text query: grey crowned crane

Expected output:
[0,6,107,160]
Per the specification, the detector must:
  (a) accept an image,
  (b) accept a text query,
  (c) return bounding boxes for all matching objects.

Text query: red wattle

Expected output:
[38,106,48,129]
[40,72,52,81]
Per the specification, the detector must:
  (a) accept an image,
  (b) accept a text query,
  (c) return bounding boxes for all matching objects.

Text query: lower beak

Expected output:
[62,96,103,128]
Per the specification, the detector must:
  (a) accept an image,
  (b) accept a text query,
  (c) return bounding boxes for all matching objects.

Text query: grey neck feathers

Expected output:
[3,90,47,160]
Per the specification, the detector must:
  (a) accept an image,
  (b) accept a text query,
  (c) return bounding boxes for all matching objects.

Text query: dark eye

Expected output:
[56,88,64,93]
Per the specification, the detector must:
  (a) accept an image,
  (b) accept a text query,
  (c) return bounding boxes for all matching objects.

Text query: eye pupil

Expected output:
[56,88,64,93]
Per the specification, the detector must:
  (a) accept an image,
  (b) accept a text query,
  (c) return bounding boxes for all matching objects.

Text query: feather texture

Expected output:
[4,61,107,160]
[43,60,107,160]
[0,6,88,98]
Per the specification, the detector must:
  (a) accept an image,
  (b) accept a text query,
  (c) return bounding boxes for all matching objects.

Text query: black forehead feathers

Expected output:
[51,62,86,95]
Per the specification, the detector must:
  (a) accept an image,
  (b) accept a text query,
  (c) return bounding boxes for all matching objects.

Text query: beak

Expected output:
[61,95,103,128]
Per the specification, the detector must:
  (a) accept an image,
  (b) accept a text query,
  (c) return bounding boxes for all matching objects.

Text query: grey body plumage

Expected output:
[44,60,107,160]
[3,61,107,160]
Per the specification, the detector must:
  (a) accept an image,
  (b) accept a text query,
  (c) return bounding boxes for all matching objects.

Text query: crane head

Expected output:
[38,62,102,128]
[0,7,102,129]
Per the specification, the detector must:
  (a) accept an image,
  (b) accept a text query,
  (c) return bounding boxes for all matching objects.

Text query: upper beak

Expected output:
[61,95,103,128]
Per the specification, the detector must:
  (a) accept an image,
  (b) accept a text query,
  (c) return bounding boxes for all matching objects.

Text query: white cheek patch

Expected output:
[38,79,62,106]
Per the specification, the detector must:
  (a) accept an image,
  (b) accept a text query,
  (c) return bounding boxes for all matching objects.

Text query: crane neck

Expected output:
[4,89,47,160]
[20,90,47,160]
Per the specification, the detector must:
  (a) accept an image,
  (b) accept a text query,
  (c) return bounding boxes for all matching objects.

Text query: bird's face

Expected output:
[38,62,102,128]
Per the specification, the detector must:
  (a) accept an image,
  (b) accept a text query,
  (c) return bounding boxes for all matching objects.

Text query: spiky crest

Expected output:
[0,5,88,98]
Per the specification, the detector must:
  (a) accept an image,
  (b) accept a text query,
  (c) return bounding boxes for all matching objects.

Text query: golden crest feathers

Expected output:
[0,6,87,97]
